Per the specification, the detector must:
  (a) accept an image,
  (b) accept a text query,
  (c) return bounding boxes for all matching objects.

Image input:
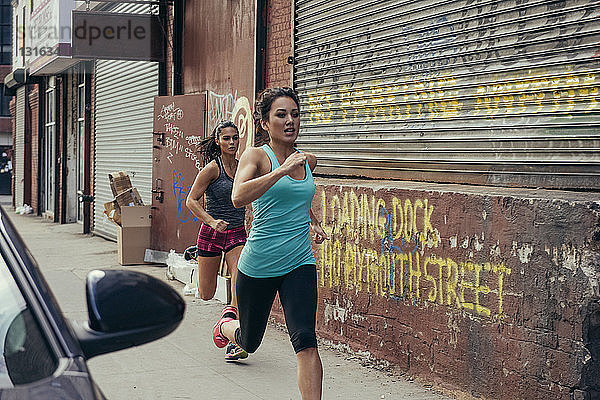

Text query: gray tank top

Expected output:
[205,157,245,228]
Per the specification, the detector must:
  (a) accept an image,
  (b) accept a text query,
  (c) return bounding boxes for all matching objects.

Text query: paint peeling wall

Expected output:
[274,179,600,399]
[182,0,255,154]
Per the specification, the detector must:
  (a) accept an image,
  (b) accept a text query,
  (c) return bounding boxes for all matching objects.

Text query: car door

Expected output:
[0,214,102,400]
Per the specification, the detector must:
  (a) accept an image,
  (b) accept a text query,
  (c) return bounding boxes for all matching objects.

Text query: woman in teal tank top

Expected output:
[212,87,328,400]
[235,142,315,277]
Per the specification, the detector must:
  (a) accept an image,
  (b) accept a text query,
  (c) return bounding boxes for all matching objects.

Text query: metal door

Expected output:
[76,69,86,222]
[151,93,207,253]
[41,79,56,216]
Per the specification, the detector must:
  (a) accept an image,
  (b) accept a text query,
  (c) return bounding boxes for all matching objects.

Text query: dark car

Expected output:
[0,207,185,399]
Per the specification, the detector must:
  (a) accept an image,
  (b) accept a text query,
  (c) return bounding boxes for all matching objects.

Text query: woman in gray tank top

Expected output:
[186,120,248,362]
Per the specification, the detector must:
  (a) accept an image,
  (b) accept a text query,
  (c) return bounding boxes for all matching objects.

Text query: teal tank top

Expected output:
[237,145,316,278]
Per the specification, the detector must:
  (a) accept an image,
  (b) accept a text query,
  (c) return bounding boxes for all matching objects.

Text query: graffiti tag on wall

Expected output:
[208,90,253,150]
[172,170,198,225]
[156,101,204,171]
[303,70,599,125]
[319,189,512,321]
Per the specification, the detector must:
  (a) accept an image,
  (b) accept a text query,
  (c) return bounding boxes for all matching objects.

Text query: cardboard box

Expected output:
[115,187,144,209]
[108,171,132,197]
[117,205,151,265]
[103,200,121,226]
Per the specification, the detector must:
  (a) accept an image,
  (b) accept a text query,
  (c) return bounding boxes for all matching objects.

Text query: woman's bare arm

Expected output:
[232,147,307,207]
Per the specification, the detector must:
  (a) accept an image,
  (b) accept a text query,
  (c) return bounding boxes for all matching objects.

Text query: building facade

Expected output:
[5,0,93,227]
[5,0,165,233]
[159,0,600,398]
[0,0,12,196]
[257,1,600,399]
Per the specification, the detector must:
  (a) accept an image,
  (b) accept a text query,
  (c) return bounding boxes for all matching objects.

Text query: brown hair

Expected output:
[253,87,300,145]
[198,120,239,162]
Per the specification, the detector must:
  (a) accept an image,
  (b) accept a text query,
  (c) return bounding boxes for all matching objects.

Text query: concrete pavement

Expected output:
[3,200,454,400]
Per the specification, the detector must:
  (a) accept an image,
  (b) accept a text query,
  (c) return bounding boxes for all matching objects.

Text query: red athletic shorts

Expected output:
[196,223,247,257]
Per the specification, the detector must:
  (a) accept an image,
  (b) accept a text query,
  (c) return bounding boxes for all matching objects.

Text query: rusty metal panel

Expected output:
[294,0,600,189]
[183,0,256,154]
[151,94,207,253]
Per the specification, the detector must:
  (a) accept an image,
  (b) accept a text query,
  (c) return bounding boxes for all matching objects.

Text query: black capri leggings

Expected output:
[234,265,318,354]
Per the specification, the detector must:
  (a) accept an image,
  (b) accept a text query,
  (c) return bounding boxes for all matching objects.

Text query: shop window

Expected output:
[0,0,11,64]
[0,84,10,116]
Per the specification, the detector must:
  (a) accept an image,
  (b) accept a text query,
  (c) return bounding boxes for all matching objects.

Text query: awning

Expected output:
[3,69,28,94]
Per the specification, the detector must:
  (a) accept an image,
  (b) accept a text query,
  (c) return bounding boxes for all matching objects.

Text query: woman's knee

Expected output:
[290,329,317,354]
[196,286,216,300]
[235,328,263,354]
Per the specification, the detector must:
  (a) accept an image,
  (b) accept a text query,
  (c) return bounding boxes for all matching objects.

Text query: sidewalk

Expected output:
[5,206,454,400]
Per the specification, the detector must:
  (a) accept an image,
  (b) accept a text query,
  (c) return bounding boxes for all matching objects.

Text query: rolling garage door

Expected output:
[93,60,158,239]
[14,87,25,207]
[92,1,159,239]
[294,0,600,189]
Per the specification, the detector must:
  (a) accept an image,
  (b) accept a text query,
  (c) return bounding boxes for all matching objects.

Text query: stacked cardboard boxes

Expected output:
[103,171,151,265]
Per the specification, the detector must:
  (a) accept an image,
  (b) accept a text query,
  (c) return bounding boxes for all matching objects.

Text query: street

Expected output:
[3,201,454,400]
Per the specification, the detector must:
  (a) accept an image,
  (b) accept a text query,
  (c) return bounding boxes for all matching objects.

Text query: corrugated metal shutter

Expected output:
[92,1,159,239]
[14,87,25,207]
[294,0,600,189]
[93,60,158,239]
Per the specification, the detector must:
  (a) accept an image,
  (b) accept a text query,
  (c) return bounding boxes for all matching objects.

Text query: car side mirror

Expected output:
[71,269,185,359]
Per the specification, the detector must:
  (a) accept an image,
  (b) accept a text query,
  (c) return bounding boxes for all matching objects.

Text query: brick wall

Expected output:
[0,118,10,134]
[265,0,292,88]
[270,180,600,400]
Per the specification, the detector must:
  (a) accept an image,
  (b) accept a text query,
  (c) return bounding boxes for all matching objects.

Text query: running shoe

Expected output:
[225,342,248,362]
[212,316,234,348]
[212,306,238,348]
[221,305,238,320]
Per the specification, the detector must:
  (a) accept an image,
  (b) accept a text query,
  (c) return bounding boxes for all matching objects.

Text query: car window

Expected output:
[0,258,58,388]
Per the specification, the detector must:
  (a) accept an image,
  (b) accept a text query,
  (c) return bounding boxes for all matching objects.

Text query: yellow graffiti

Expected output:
[321,190,437,249]
[474,72,598,116]
[319,189,512,321]
[231,96,253,150]
[304,70,598,124]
